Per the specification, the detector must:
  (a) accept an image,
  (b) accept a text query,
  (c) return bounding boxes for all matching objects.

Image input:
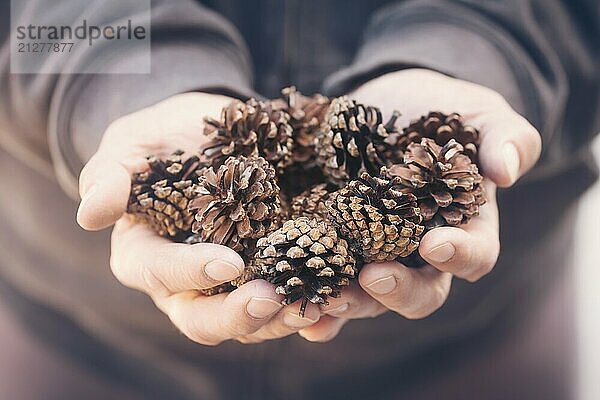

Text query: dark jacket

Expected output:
[0,1,598,399]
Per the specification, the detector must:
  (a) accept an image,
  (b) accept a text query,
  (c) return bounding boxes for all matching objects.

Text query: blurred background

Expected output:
[575,136,600,400]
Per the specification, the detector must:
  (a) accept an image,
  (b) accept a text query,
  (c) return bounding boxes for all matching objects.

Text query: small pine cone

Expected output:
[290,183,336,221]
[128,151,202,241]
[255,217,358,316]
[202,99,294,172]
[271,86,331,165]
[189,156,282,254]
[315,96,400,186]
[328,172,424,263]
[386,138,486,229]
[399,112,480,159]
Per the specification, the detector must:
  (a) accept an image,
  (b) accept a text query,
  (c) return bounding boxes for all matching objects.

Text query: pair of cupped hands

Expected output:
[77,69,541,345]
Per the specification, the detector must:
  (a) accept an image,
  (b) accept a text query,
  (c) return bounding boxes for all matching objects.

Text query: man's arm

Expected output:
[324,0,599,151]
[303,0,584,341]
[0,0,254,198]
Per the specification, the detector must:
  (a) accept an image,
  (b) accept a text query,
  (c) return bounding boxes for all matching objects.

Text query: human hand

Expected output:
[299,69,541,342]
[77,93,320,345]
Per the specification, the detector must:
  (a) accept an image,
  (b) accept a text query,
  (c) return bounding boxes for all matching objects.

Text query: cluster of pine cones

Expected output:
[127,87,486,316]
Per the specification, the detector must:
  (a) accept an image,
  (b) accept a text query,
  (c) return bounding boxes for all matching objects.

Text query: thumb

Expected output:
[473,110,542,188]
[77,154,132,231]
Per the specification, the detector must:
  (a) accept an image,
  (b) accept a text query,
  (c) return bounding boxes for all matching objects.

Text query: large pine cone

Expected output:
[290,183,336,221]
[315,96,400,186]
[128,151,202,241]
[202,99,294,172]
[386,138,486,229]
[397,112,479,160]
[328,172,424,263]
[255,217,357,316]
[189,156,282,254]
[271,86,331,165]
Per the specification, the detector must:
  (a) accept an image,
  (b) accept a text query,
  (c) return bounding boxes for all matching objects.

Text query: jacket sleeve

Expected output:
[323,0,600,155]
[0,0,254,199]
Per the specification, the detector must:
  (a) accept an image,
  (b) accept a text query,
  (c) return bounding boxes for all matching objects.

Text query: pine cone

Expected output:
[255,217,358,316]
[328,172,424,263]
[127,151,202,241]
[398,112,479,160]
[272,86,330,165]
[386,138,486,229]
[315,96,400,186]
[189,155,282,254]
[202,99,294,172]
[290,183,336,221]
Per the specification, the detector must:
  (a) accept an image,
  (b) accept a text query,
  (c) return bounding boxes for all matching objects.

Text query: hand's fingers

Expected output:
[469,108,542,187]
[110,218,245,297]
[359,263,452,320]
[77,154,134,231]
[419,180,499,282]
[154,280,283,346]
[299,316,348,343]
[350,69,541,188]
[236,301,321,343]
[77,93,234,231]
[319,283,387,319]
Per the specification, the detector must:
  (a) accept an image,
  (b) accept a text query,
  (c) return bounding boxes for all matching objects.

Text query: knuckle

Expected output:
[171,307,221,346]
[109,254,130,286]
[456,240,475,270]
[471,240,500,281]
[316,333,338,343]
[367,303,387,318]
[402,305,434,320]
[103,116,129,140]
[481,88,509,109]
[141,265,171,297]
[400,283,448,320]
[236,336,264,345]
[525,126,543,157]
[223,317,259,338]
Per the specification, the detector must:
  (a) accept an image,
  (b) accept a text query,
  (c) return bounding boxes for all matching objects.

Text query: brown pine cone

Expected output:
[328,172,424,263]
[398,112,479,160]
[315,96,401,186]
[271,86,331,165]
[202,99,294,172]
[254,217,358,316]
[127,151,203,241]
[290,183,336,221]
[189,155,282,254]
[386,138,486,229]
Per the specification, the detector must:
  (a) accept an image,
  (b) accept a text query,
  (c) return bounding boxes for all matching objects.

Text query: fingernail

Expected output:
[246,297,282,319]
[205,261,242,282]
[366,276,396,294]
[283,312,318,328]
[503,142,520,183]
[326,303,349,316]
[425,242,455,263]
